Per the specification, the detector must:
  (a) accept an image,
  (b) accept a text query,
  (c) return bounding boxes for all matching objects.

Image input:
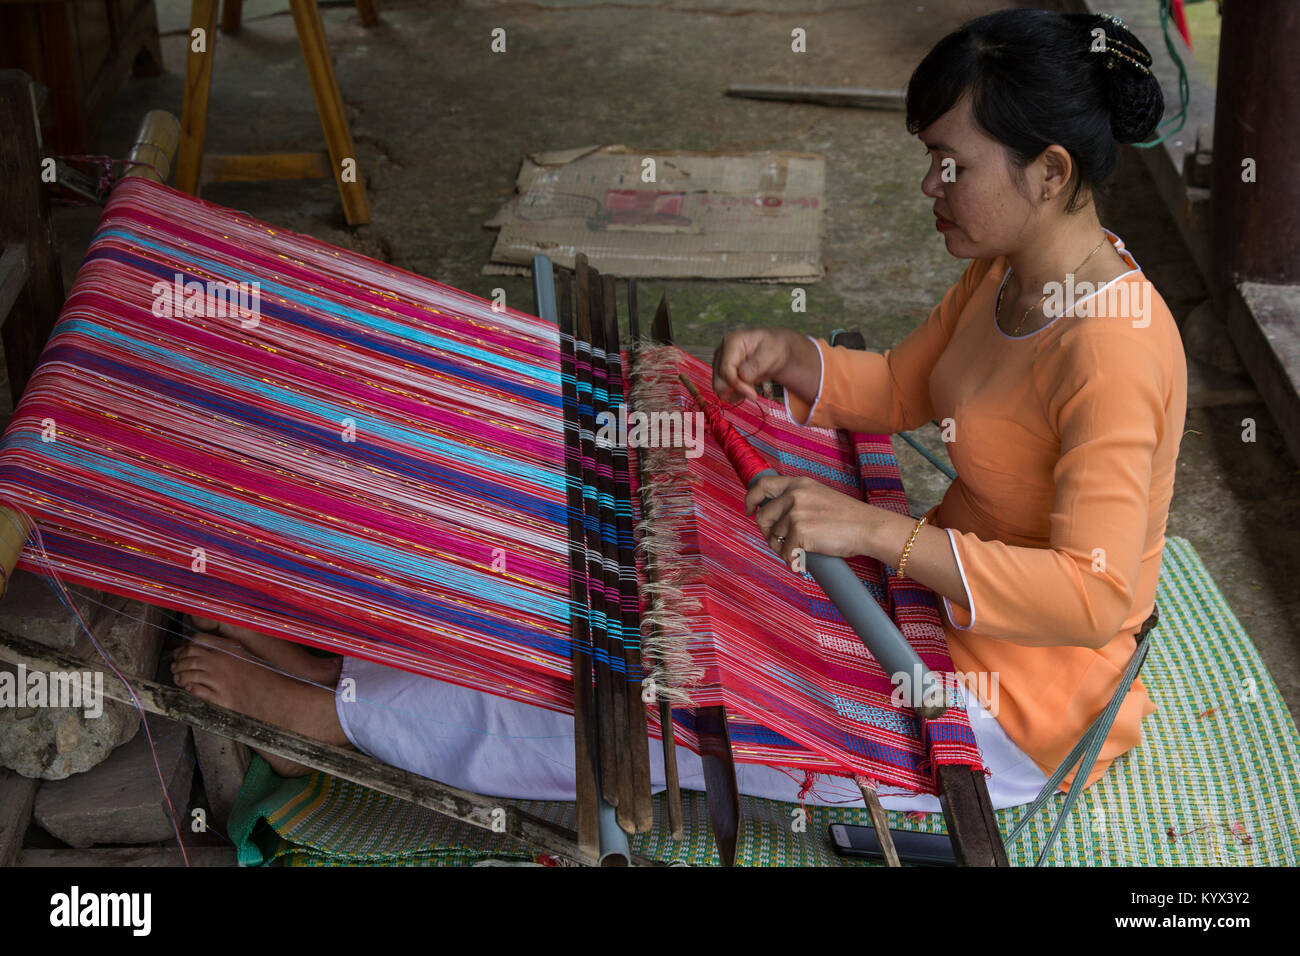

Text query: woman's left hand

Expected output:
[744,474,885,567]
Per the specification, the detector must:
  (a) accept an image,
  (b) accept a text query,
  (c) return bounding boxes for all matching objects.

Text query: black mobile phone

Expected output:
[828,823,956,866]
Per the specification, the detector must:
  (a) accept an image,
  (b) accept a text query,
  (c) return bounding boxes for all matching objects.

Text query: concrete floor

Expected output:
[52,0,1298,723]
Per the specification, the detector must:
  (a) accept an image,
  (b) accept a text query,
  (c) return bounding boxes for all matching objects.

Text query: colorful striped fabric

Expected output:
[0,177,979,793]
[645,355,980,789]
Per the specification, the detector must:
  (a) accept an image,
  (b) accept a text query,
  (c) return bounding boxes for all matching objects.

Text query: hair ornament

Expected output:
[1092,13,1153,75]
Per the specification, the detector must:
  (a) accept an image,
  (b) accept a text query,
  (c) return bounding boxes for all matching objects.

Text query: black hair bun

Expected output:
[1068,13,1165,144]
[1104,59,1164,144]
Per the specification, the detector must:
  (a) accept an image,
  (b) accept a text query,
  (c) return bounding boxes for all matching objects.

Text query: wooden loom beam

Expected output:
[0,627,667,867]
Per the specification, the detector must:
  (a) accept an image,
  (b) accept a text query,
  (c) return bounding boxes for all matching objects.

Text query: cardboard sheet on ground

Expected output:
[483,145,825,281]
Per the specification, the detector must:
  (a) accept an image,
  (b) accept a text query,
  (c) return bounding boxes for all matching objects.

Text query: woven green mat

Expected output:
[226,536,1300,866]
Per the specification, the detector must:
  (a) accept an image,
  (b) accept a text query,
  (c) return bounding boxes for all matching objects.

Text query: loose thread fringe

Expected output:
[630,342,705,704]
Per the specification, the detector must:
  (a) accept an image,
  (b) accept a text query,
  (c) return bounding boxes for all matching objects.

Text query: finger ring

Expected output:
[775,536,786,546]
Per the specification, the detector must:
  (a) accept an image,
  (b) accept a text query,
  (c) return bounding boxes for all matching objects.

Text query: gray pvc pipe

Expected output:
[597,797,630,866]
[751,468,947,720]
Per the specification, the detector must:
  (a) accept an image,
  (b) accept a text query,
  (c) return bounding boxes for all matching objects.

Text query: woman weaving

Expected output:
[172,10,1186,808]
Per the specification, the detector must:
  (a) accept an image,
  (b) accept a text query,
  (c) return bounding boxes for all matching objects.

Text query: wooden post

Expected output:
[221,0,243,35]
[1211,0,1300,290]
[354,0,380,28]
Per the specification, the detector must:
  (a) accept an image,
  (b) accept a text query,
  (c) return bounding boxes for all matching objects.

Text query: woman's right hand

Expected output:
[712,328,819,405]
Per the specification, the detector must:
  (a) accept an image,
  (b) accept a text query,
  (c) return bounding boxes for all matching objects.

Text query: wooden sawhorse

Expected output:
[175,0,377,226]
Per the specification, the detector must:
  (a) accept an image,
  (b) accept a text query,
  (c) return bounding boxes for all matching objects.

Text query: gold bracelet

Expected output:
[897,515,928,579]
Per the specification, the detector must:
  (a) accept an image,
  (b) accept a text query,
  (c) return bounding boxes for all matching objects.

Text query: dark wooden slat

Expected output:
[937,766,1006,867]
[596,272,652,831]
[695,704,741,867]
[0,244,31,324]
[725,84,906,111]
[573,255,619,805]
[545,263,599,856]
[589,271,635,825]
[602,278,654,833]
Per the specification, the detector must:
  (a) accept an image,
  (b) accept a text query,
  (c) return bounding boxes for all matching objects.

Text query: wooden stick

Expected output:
[199,151,331,185]
[856,777,902,867]
[725,84,906,111]
[626,278,685,840]
[591,273,634,822]
[696,702,742,866]
[0,628,667,866]
[547,263,600,857]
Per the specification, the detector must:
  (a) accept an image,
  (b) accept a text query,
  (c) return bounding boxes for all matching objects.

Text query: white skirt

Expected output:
[335,656,1053,812]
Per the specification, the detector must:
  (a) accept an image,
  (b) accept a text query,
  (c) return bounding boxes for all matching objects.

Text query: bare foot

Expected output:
[172,631,349,777]
[187,616,341,685]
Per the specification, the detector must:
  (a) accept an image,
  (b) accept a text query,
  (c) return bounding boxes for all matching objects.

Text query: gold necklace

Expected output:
[998,235,1108,336]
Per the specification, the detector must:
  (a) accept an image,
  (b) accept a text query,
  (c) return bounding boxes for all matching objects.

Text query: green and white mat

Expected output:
[227,537,1300,866]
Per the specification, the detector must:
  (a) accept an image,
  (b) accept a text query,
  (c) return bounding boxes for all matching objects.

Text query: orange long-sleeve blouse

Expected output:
[787,229,1188,789]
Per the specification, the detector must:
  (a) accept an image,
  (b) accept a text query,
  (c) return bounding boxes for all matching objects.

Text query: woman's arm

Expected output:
[745,476,969,615]
[749,320,1171,650]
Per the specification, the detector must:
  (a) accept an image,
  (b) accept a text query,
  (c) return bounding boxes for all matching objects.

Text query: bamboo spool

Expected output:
[0,109,182,595]
[125,110,182,183]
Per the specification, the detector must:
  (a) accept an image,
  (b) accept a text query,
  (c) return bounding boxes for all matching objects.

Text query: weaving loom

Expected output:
[0,174,1004,866]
